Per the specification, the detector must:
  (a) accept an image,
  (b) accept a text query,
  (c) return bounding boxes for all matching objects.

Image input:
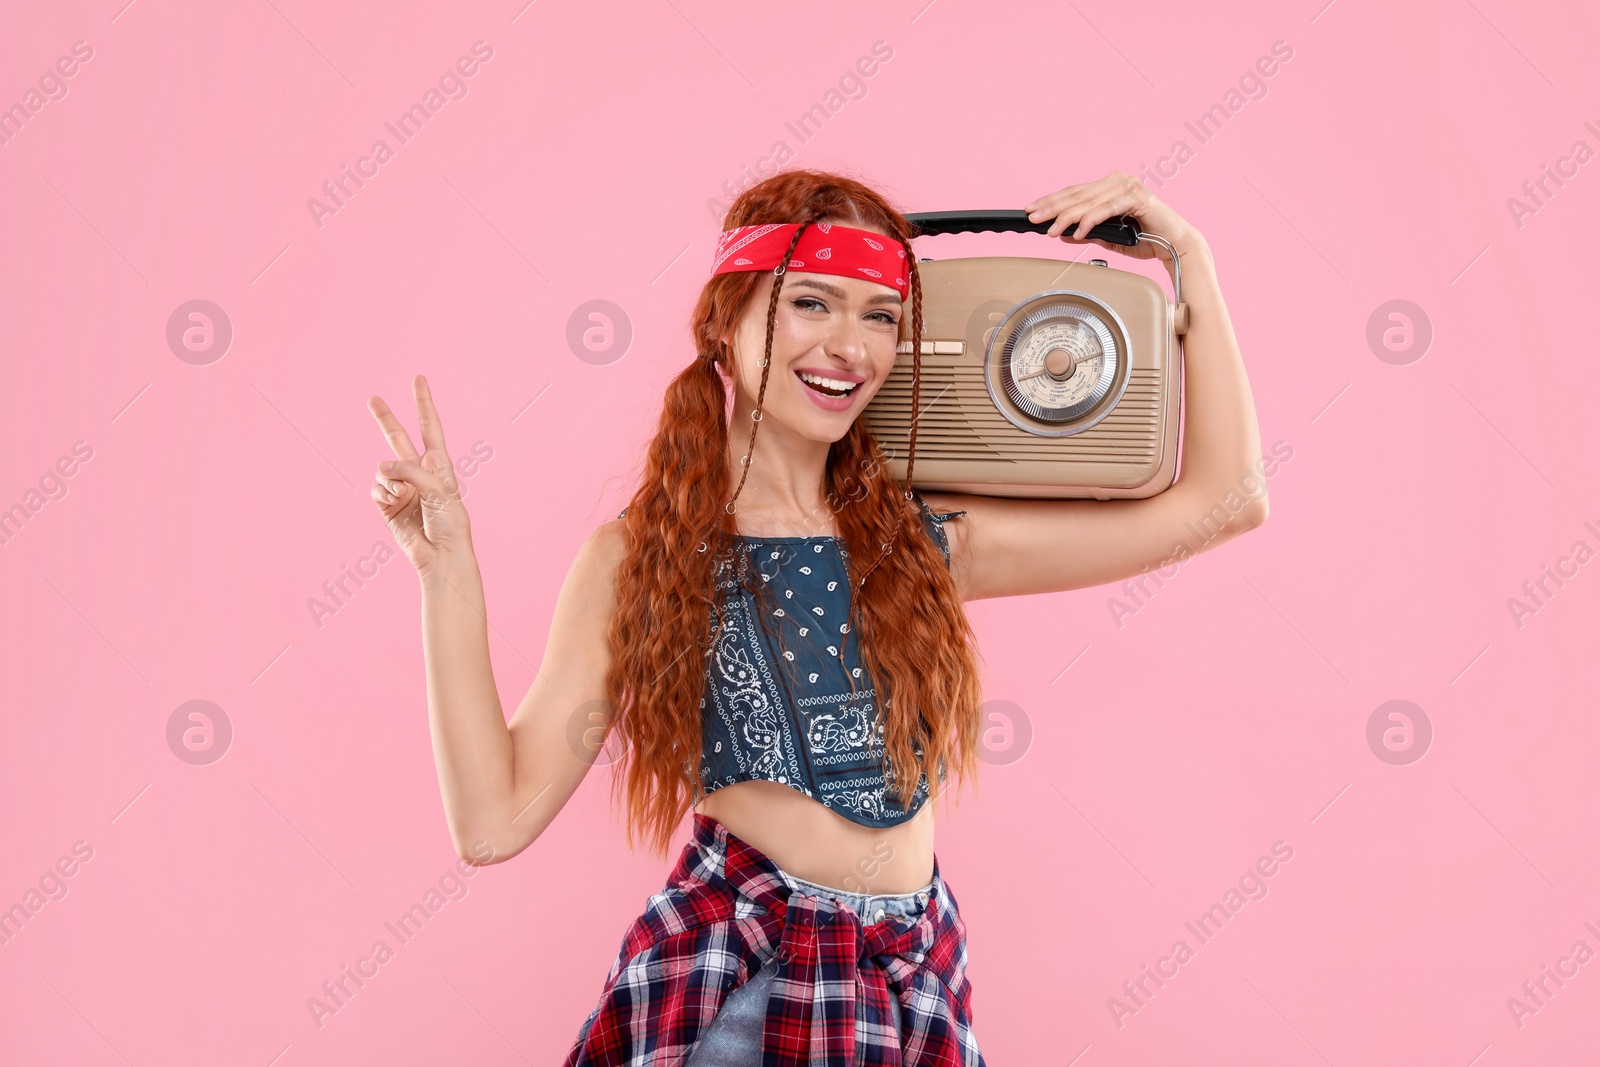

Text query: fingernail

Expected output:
[381,461,396,472]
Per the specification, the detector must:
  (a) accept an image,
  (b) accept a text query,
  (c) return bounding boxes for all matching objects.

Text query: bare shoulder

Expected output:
[575,518,629,588]
[589,516,629,560]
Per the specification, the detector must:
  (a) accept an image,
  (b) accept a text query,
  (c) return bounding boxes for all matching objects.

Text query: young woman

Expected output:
[365,169,1266,1065]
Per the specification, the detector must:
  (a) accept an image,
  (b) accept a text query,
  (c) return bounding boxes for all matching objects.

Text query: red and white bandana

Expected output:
[712,222,910,301]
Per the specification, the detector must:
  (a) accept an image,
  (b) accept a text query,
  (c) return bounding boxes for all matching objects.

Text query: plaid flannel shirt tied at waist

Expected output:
[563,813,986,1067]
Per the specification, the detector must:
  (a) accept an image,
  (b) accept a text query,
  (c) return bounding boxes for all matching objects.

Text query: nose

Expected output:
[822,316,871,371]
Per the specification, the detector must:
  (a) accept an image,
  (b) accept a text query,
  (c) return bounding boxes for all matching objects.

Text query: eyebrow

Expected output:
[786,277,903,306]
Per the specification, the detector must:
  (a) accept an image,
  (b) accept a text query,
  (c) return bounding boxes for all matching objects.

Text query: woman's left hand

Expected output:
[1024,171,1206,265]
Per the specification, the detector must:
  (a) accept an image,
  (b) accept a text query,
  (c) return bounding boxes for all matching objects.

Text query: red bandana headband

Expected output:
[711,221,910,301]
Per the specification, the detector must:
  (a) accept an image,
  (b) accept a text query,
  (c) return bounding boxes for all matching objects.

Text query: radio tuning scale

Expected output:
[986,295,1129,437]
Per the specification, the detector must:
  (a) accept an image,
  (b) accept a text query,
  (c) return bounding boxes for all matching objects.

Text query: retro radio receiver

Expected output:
[862,210,1188,500]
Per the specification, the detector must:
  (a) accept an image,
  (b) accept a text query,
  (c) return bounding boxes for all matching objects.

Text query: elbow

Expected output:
[448,782,555,866]
[453,832,519,867]
[455,836,501,866]
[1239,497,1269,530]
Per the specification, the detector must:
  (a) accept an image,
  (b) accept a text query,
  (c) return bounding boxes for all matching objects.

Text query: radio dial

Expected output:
[985,297,1127,436]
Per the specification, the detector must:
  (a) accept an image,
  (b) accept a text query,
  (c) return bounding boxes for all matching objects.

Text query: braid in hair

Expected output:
[900,233,923,491]
[724,219,814,515]
[846,233,924,594]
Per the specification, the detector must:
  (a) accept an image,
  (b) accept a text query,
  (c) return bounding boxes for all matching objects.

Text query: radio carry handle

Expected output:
[904,210,1186,333]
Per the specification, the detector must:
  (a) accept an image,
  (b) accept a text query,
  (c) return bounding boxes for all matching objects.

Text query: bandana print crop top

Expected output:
[617,492,967,829]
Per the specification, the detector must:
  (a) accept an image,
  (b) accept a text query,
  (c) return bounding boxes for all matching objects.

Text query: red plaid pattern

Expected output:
[564,814,986,1066]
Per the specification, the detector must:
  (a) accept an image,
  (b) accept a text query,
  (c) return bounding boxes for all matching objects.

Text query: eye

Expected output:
[791,297,899,328]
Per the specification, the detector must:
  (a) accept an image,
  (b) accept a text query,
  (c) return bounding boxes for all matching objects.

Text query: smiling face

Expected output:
[722,238,907,444]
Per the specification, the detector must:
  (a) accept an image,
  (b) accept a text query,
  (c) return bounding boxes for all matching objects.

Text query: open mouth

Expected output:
[795,370,859,399]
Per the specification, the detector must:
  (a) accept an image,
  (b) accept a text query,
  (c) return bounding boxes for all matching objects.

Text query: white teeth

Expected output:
[798,371,857,393]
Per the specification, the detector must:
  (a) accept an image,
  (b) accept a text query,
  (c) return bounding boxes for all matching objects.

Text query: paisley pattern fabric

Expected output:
[695,492,965,828]
[615,491,965,828]
[710,221,911,300]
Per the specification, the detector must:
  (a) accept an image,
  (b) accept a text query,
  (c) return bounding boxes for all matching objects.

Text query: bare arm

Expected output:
[417,523,623,864]
[367,376,623,864]
[919,173,1268,601]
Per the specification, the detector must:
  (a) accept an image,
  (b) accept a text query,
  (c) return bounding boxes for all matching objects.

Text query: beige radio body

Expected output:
[862,226,1186,501]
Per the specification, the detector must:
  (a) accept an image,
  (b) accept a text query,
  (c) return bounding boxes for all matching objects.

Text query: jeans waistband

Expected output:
[778,868,934,919]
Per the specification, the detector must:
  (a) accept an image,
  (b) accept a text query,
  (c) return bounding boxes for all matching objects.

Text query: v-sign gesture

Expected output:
[367,374,473,576]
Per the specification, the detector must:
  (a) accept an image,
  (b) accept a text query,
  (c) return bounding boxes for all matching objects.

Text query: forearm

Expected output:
[1167,240,1267,520]
[419,553,516,855]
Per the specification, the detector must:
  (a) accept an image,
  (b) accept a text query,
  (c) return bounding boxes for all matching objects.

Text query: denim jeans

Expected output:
[683,868,934,1066]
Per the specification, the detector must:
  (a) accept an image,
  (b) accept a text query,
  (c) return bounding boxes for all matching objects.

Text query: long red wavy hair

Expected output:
[604,169,986,858]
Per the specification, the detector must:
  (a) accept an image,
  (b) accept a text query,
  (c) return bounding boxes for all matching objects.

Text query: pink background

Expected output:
[3,0,1598,1063]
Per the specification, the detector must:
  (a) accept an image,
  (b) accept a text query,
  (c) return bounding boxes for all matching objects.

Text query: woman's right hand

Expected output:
[366,374,474,577]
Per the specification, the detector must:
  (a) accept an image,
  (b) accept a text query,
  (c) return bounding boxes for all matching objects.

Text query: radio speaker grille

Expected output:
[864,364,1162,465]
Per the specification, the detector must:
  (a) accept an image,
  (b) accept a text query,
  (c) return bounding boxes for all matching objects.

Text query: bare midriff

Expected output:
[693,779,935,895]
